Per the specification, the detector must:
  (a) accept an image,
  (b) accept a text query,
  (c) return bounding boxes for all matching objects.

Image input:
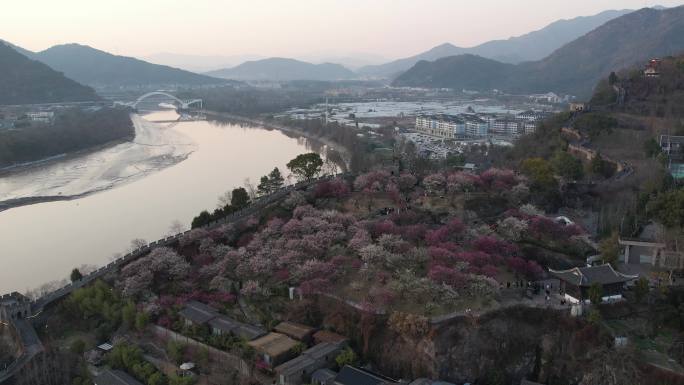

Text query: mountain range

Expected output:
[393,6,684,97]
[22,44,227,89]
[206,58,357,82]
[0,42,99,105]
[357,9,634,78]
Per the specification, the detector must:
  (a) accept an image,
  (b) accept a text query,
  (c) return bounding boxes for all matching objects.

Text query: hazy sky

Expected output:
[3,0,683,60]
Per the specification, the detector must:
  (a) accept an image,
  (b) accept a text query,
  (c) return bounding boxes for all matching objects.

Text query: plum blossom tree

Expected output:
[359,244,390,267]
[240,280,262,297]
[397,173,417,193]
[496,216,529,241]
[480,168,518,191]
[348,229,372,251]
[422,173,446,196]
[473,236,519,257]
[313,178,351,199]
[446,172,481,193]
[299,278,331,296]
[520,204,545,217]
[371,220,400,237]
[427,265,468,289]
[353,170,391,192]
[119,247,190,298]
[377,234,409,254]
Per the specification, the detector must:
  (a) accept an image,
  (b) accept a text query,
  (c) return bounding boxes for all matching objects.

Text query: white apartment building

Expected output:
[463,115,488,138]
[415,115,465,139]
[491,120,521,137]
[523,121,537,135]
[26,111,55,123]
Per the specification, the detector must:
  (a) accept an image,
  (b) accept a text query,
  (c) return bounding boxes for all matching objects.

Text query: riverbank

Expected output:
[204,110,351,171]
[0,136,133,177]
[0,111,346,213]
[0,114,323,293]
[0,113,196,212]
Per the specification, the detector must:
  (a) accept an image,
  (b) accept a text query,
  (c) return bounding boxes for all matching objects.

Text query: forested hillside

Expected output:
[394,6,684,97]
[0,42,99,105]
[33,44,227,88]
[0,108,133,168]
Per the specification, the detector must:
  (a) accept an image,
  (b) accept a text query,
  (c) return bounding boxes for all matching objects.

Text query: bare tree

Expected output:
[129,238,148,251]
[244,178,257,200]
[217,190,232,209]
[169,220,186,235]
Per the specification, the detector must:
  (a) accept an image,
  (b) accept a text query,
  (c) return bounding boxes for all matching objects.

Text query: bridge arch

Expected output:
[132,91,185,109]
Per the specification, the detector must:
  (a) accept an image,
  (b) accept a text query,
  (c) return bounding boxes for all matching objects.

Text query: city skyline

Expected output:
[3,0,682,62]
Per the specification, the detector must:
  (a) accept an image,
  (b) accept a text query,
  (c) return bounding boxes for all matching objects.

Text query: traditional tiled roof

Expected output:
[209,314,266,340]
[314,330,348,345]
[248,332,299,358]
[549,264,637,287]
[334,365,398,385]
[312,368,338,384]
[274,342,344,376]
[234,323,267,341]
[209,315,240,333]
[275,354,317,375]
[94,369,144,385]
[178,300,218,324]
[274,321,315,340]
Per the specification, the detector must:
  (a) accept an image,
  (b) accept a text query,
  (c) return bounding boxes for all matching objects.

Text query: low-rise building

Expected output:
[25,111,54,124]
[569,103,587,112]
[209,314,267,341]
[274,321,316,342]
[549,264,637,304]
[409,379,457,385]
[178,300,218,327]
[312,368,337,385]
[275,342,346,385]
[94,369,144,385]
[248,332,300,368]
[334,366,398,385]
[660,135,684,179]
[313,330,348,345]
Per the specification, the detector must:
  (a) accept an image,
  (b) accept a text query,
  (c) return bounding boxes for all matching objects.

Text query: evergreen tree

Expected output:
[287,153,323,181]
[257,175,271,196]
[230,187,250,208]
[70,268,83,282]
[268,167,285,190]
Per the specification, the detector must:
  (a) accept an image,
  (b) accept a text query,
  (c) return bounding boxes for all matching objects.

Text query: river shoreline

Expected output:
[0,136,134,177]
[0,113,195,213]
[0,111,348,213]
[204,110,351,170]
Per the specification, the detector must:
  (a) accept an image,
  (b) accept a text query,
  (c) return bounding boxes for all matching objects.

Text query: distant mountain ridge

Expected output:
[358,9,633,78]
[393,6,684,97]
[28,43,227,88]
[206,57,356,81]
[0,42,99,105]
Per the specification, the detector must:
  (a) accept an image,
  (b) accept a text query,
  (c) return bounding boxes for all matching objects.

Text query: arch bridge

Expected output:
[124,91,203,110]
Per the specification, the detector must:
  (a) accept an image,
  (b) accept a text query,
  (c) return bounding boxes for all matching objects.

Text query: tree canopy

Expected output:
[287,153,323,181]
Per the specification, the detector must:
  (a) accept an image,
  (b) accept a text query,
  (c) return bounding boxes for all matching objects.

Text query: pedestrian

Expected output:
[507,281,511,289]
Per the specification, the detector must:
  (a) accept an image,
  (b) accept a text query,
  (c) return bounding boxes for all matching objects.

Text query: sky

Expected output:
[2,0,683,61]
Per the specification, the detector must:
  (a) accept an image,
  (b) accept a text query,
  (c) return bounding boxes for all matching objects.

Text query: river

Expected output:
[0,110,331,294]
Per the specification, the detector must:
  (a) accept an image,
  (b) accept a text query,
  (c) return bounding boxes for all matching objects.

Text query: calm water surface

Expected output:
[0,112,324,293]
